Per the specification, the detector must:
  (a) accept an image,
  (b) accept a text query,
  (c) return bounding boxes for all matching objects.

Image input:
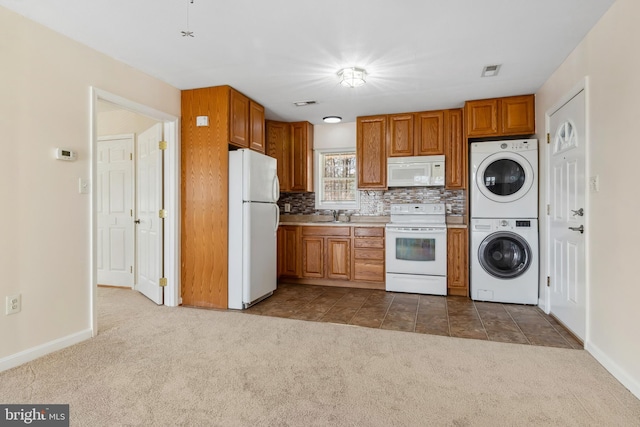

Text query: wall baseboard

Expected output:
[586,341,640,400]
[0,329,93,372]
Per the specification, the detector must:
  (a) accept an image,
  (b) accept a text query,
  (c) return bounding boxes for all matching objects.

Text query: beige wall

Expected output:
[97,105,159,137]
[314,122,356,150]
[0,7,180,361]
[536,0,639,396]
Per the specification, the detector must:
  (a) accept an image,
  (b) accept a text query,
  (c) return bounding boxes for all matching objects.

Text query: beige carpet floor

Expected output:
[1,287,639,426]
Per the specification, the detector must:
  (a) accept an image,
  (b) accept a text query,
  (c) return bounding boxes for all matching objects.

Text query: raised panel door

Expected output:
[302,237,324,278]
[327,238,350,280]
[249,101,265,153]
[501,95,535,136]
[357,115,387,189]
[465,98,498,137]
[447,227,468,296]
[415,111,445,155]
[229,89,249,147]
[290,121,313,192]
[388,113,414,157]
[266,120,291,191]
[445,109,466,190]
[281,226,300,278]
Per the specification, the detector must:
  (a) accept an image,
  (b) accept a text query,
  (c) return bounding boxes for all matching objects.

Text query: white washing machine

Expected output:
[471,139,538,218]
[471,218,538,305]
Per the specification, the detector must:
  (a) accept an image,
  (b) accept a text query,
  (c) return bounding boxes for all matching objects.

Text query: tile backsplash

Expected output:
[279,188,466,217]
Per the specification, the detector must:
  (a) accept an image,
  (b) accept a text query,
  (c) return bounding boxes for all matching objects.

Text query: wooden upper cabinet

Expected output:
[445,109,466,190]
[357,115,387,189]
[249,101,265,153]
[266,120,291,191]
[415,110,445,155]
[465,94,535,138]
[501,95,535,136]
[289,121,314,192]
[388,113,414,157]
[465,98,498,138]
[229,89,250,147]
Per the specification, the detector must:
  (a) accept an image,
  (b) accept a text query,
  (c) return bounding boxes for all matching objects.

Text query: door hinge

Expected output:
[130,266,133,274]
[159,140,168,150]
[546,133,550,144]
[547,276,551,287]
[159,209,167,218]
[159,277,168,287]
[547,204,550,215]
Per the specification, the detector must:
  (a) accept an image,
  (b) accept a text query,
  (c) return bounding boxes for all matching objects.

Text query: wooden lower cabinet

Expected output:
[279,225,300,278]
[352,227,385,282]
[447,227,469,296]
[302,236,325,278]
[327,238,350,280]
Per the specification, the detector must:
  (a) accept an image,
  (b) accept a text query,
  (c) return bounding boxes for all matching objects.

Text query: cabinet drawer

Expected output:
[301,226,351,237]
[354,237,384,248]
[353,260,385,282]
[354,227,384,237]
[354,248,384,261]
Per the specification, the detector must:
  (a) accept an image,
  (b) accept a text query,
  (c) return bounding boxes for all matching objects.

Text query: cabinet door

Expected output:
[229,89,250,147]
[445,109,466,190]
[357,115,387,189]
[501,95,535,136]
[280,226,300,278]
[302,237,324,278]
[447,227,468,296]
[415,110,445,155]
[266,120,291,191]
[290,121,313,192]
[249,101,265,153]
[327,238,351,280]
[465,98,498,138]
[388,113,414,157]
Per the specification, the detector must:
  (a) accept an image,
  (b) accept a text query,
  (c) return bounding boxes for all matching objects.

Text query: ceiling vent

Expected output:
[481,64,502,77]
[294,101,317,107]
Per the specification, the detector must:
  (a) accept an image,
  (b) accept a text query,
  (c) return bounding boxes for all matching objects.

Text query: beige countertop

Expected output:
[279,214,467,227]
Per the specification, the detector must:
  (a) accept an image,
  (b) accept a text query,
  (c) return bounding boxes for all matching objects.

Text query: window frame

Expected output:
[314,148,360,210]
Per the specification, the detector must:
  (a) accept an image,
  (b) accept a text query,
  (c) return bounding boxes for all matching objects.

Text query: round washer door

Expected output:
[478,231,532,279]
[476,152,534,203]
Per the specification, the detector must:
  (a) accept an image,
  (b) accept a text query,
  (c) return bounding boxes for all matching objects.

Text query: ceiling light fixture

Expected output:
[181,0,195,38]
[338,67,367,88]
[323,116,342,124]
[293,100,317,106]
[481,64,501,77]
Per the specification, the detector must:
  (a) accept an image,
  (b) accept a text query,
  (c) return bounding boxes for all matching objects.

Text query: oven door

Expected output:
[385,226,447,276]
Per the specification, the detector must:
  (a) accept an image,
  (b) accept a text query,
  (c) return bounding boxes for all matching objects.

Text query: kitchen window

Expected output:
[314,149,360,210]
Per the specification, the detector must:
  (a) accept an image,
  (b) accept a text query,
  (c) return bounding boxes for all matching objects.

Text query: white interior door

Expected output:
[135,123,164,304]
[548,89,586,340]
[97,135,134,287]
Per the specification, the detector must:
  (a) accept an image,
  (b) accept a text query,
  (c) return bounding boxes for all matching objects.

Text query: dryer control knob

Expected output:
[500,220,509,227]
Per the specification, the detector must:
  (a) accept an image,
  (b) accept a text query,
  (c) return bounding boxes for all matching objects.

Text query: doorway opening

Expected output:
[90,88,180,335]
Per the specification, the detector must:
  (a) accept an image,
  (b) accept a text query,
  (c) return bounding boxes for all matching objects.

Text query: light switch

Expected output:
[196,116,209,127]
[589,175,599,193]
[78,178,90,194]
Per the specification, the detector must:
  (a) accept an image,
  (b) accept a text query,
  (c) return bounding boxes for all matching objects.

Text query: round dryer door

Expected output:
[476,152,534,203]
[478,232,532,279]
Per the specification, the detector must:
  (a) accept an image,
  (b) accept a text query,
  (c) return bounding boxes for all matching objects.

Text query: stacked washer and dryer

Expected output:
[470,139,539,305]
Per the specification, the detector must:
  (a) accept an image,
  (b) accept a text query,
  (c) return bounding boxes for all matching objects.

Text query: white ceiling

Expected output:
[1,0,615,124]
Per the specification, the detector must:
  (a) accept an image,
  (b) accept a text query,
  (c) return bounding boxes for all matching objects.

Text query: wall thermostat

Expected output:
[55,148,77,161]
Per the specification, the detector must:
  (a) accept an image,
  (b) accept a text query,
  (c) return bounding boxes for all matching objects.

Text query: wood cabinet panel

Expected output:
[327,238,350,280]
[447,227,468,296]
[290,121,314,192]
[465,98,498,138]
[415,110,445,155]
[266,120,290,191]
[501,95,535,135]
[302,237,324,278]
[357,115,387,189]
[249,100,265,153]
[445,109,466,190]
[353,260,384,282]
[279,225,300,278]
[352,227,385,283]
[388,113,414,157]
[353,237,384,249]
[354,227,384,237]
[229,89,250,148]
[302,226,351,237]
[353,248,384,260]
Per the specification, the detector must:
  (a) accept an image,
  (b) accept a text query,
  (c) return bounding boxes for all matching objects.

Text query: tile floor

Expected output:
[245,282,583,349]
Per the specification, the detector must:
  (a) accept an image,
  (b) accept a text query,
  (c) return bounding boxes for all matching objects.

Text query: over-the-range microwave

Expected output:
[387,155,445,187]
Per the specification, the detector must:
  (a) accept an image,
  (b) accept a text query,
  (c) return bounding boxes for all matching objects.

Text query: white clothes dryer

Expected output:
[471,218,538,305]
[470,139,538,218]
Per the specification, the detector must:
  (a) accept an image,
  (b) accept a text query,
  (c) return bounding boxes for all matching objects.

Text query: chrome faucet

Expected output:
[332,210,341,222]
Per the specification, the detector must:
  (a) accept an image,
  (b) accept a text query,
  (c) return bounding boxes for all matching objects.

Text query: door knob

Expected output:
[134,219,141,224]
[571,208,584,217]
[568,225,584,234]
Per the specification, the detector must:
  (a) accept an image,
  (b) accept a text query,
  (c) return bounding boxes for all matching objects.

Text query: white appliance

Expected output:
[470,139,538,218]
[470,218,538,304]
[387,155,445,187]
[385,203,447,295]
[228,149,280,309]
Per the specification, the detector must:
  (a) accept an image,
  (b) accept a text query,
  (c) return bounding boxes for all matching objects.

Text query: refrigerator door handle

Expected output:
[274,203,280,233]
[272,175,280,203]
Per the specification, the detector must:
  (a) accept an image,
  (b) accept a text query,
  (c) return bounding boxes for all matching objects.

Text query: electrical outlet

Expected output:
[589,175,600,193]
[6,294,21,315]
[284,203,291,213]
[445,204,453,214]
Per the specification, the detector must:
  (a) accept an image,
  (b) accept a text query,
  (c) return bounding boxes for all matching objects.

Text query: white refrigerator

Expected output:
[228,149,280,309]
